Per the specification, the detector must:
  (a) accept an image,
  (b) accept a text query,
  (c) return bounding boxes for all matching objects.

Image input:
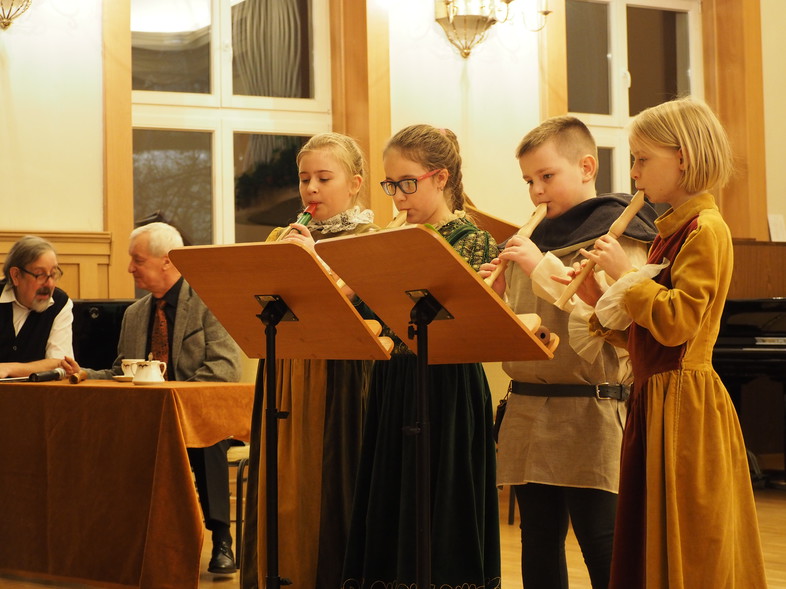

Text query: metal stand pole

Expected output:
[406,290,451,589]
[256,296,295,588]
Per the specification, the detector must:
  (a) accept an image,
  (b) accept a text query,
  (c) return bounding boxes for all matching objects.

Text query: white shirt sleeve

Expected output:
[45,298,74,358]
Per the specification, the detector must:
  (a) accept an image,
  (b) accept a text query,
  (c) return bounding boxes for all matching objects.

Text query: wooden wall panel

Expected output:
[729,240,786,299]
[103,0,135,298]
[702,0,769,241]
[540,0,568,118]
[329,0,392,224]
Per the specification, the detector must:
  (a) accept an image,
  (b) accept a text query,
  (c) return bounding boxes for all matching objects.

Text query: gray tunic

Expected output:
[496,235,647,493]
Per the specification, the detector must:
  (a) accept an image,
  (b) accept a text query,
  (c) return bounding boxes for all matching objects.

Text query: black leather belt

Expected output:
[510,381,630,401]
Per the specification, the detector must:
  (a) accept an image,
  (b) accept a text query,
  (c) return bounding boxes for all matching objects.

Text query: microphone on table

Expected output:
[29,367,67,382]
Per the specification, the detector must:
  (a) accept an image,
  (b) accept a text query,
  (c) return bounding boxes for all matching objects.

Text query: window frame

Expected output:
[563,0,703,193]
[130,0,333,244]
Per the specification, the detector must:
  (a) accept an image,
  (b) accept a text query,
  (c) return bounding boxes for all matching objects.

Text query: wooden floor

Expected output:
[1,487,785,588]
[500,486,786,589]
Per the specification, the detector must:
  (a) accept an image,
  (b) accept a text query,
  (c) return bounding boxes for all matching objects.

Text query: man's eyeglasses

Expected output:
[19,267,64,284]
[380,168,441,197]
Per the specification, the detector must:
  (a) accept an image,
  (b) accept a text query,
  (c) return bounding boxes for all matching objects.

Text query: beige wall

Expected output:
[761,0,786,229]
[388,1,542,229]
[0,1,104,233]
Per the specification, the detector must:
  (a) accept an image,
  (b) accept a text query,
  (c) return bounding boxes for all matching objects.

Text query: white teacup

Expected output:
[121,359,145,377]
[133,360,167,384]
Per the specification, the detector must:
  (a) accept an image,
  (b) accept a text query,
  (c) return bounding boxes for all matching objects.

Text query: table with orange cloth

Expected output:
[0,379,254,589]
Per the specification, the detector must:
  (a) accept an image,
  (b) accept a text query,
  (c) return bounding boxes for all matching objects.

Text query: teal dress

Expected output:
[341,217,502,589]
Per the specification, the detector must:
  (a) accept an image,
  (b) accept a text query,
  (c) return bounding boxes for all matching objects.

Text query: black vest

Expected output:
[0,280,69,363]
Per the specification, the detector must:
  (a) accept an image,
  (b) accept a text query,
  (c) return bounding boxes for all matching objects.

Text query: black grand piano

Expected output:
[713,297,786,487]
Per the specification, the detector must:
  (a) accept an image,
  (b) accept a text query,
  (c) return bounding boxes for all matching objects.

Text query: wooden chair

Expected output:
[227,444,250,563]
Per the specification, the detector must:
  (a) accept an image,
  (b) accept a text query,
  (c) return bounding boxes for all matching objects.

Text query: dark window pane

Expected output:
[567,0,610,115]
[232,0,312,98]
[627,6,691,116]
[234,133,310,243]
[133,129,213,246]
[597,146,613,195]
[131,1,211,94]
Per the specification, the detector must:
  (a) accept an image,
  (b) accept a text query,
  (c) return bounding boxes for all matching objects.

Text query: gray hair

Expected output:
[130,222,184,257]
[3,235,56,280]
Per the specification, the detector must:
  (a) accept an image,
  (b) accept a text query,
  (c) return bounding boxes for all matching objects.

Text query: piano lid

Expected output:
[716,297,786,347]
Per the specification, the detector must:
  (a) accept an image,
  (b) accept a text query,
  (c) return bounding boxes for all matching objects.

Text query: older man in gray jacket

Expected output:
[79,222,242,575]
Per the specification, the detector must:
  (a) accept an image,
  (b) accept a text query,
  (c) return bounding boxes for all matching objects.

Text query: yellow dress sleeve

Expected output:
[265,227,286,242]
[624,214,731,347]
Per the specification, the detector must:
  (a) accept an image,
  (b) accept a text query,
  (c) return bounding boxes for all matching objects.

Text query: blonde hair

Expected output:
[296,132,369,206]
[384,124,466,211]
[515,116,598,174]
[629,97,733,193]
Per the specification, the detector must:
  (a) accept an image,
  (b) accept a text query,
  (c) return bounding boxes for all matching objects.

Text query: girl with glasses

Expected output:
[342,124,501,589]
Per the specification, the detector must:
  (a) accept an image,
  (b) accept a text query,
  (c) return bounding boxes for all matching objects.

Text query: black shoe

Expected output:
[208,540,236,575]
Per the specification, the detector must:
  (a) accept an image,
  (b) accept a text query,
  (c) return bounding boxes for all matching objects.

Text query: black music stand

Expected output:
[170,241,392,589]
[318,225,555,588]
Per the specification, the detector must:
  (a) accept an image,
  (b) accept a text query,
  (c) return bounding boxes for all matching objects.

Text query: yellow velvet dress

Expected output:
[608,193,767,589]
[241,217,377,589]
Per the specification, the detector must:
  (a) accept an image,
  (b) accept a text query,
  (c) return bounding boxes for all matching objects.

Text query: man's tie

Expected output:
[150,298,169,379]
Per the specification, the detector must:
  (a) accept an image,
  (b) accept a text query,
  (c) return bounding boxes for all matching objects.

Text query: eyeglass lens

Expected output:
[23,267,63,283]
[381,179,418,196]
[380,169,439,197]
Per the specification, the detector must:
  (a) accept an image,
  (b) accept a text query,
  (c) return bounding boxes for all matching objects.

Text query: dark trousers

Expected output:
[187,439,231,538]
[514,482,617,589]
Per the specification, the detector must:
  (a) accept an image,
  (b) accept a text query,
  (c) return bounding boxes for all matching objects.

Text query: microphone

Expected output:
[29,367,66,382]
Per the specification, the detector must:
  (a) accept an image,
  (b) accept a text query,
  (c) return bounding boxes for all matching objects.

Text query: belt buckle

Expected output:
[595,383,615,400]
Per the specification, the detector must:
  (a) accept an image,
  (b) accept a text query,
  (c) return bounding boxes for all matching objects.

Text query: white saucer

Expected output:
[133,380,164,386]
[113,375,134,382]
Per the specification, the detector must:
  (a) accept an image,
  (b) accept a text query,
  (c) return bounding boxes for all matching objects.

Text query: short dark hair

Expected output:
[515,116,598,164]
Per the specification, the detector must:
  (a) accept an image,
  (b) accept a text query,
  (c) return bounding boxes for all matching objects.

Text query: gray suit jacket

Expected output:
[86,280,242,382]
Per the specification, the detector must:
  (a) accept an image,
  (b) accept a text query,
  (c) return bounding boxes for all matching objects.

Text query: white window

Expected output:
[130,0,331,245]
[565,0,703,194]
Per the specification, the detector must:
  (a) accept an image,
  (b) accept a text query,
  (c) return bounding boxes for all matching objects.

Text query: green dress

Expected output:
[341,216,502,589]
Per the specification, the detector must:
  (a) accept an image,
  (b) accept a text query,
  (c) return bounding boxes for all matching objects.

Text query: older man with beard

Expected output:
[0,235,75,378]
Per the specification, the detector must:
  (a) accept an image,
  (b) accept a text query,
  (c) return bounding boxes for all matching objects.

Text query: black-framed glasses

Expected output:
[380,168,441,196]
[19,266,63,284]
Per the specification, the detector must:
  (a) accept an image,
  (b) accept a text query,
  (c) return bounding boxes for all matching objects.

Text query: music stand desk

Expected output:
[317,224,554,364]
[169,241,392,361]
[170,240,392,588]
